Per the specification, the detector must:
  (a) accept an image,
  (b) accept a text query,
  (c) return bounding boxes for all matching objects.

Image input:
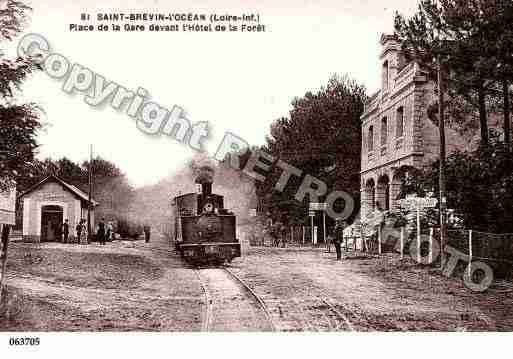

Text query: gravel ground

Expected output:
[0,236,204,331]
[2,233,512,332]
[228,246,513,331]
[197,268,273,331]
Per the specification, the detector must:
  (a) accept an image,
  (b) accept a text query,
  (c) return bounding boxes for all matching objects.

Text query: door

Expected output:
[41,205,63,242]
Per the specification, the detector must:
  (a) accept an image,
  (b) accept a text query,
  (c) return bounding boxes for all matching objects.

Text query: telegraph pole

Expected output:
[438,56,447,270]
[87,144,93,244]
[0,224,11,299]
[436,0,447,270]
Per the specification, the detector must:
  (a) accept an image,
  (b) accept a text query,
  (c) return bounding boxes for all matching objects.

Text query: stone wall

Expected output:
[360,36,505,222]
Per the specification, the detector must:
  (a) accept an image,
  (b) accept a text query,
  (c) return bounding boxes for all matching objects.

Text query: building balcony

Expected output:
[368,151,376,162]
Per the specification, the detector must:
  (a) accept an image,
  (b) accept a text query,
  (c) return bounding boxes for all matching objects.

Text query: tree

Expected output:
[81,157,134,221]
[395,0,513,147]
[0,1,42,191]
[55,157,85,184]
[399,142,513,233]
[257,74,366,225]
[484,1,513,147]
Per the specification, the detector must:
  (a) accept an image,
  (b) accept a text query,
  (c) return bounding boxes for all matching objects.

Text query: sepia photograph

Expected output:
[0,0,512,357]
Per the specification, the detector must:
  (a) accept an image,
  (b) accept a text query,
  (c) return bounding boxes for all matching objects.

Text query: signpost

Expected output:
[309,203,327,245]
[0,186,16,299]
[0,186,16,225]
[309,203,327,211]
[364,211,385,254]
[398,195,438,263]
[309,210,314,246]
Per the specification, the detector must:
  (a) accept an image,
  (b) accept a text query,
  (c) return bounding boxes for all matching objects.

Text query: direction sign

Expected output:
[309,203,327,211]
[399,196,438,210]
[0,186,16,225]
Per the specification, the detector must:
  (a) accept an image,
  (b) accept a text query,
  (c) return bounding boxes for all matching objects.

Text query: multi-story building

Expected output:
[360,34,468,219]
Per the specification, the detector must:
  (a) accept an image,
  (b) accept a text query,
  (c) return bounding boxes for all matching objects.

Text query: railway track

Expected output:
[194,268,214,331]
[195,267,275,332]
[141,242,364,331]
[258,294,357,331]
[314,286,376,331]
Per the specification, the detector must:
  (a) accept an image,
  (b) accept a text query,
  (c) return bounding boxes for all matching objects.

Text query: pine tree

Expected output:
[395,0,513,147]
[0,1,42,191]
[256,75,366,225]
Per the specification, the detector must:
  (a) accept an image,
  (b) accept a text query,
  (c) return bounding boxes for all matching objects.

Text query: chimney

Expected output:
[202,183,212,196]
[194,165,214,196]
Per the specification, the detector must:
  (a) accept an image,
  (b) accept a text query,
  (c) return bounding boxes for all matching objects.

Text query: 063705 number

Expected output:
[9,337,40,346]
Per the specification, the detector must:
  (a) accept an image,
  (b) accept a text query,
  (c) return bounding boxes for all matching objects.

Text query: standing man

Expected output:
[333,219,345,261]
[97,218,106,245]
[62,219,69,243]
[143,224,151,243]
[106,221,113,242]
[76,220,83,243]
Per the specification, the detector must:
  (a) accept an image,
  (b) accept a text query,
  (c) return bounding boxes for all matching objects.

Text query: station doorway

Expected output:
[40,205,63,242]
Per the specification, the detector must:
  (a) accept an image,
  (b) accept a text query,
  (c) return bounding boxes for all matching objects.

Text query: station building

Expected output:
[360,34,470,219]
[18,175,98,242]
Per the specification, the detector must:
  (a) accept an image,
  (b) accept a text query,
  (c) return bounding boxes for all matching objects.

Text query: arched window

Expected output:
[365,179,376,214]
[396,106,404,137]
[378,176,391,211]
[368,126,374,152]
[381,117,388,146]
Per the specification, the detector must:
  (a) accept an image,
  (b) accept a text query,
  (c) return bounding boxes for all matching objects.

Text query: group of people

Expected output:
[57,219,87,243]
[261,219,347,260]
[75,219,87,243]
[59,218,152,245]
[58,218,113,244]
[95,218,115,245]
[268,221,287,247]
[59,219,86,243]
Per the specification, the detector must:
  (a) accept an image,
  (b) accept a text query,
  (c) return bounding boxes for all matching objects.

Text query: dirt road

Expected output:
[2,235,512,331]
[228,247,513,331]
[1,236,203,331]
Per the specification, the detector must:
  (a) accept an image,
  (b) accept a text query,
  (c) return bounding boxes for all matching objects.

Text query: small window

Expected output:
[368,126,374,152]
[381,117,388,146]
[396,107,404,137]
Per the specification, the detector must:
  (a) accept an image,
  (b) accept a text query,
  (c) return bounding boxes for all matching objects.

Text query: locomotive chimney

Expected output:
[194,165,214,196]
[202,183,212,196]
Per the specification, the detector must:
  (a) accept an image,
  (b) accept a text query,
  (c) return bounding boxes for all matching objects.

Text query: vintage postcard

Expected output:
[0,0,512,357]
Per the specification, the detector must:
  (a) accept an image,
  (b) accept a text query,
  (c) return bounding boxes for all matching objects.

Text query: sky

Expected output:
[13,0,417,187]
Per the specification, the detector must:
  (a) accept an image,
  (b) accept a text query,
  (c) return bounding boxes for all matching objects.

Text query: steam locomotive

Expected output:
[171,170,241,265]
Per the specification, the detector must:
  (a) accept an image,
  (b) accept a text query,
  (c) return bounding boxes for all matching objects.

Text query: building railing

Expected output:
[395,137,404,149]
[394,62,414,85]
